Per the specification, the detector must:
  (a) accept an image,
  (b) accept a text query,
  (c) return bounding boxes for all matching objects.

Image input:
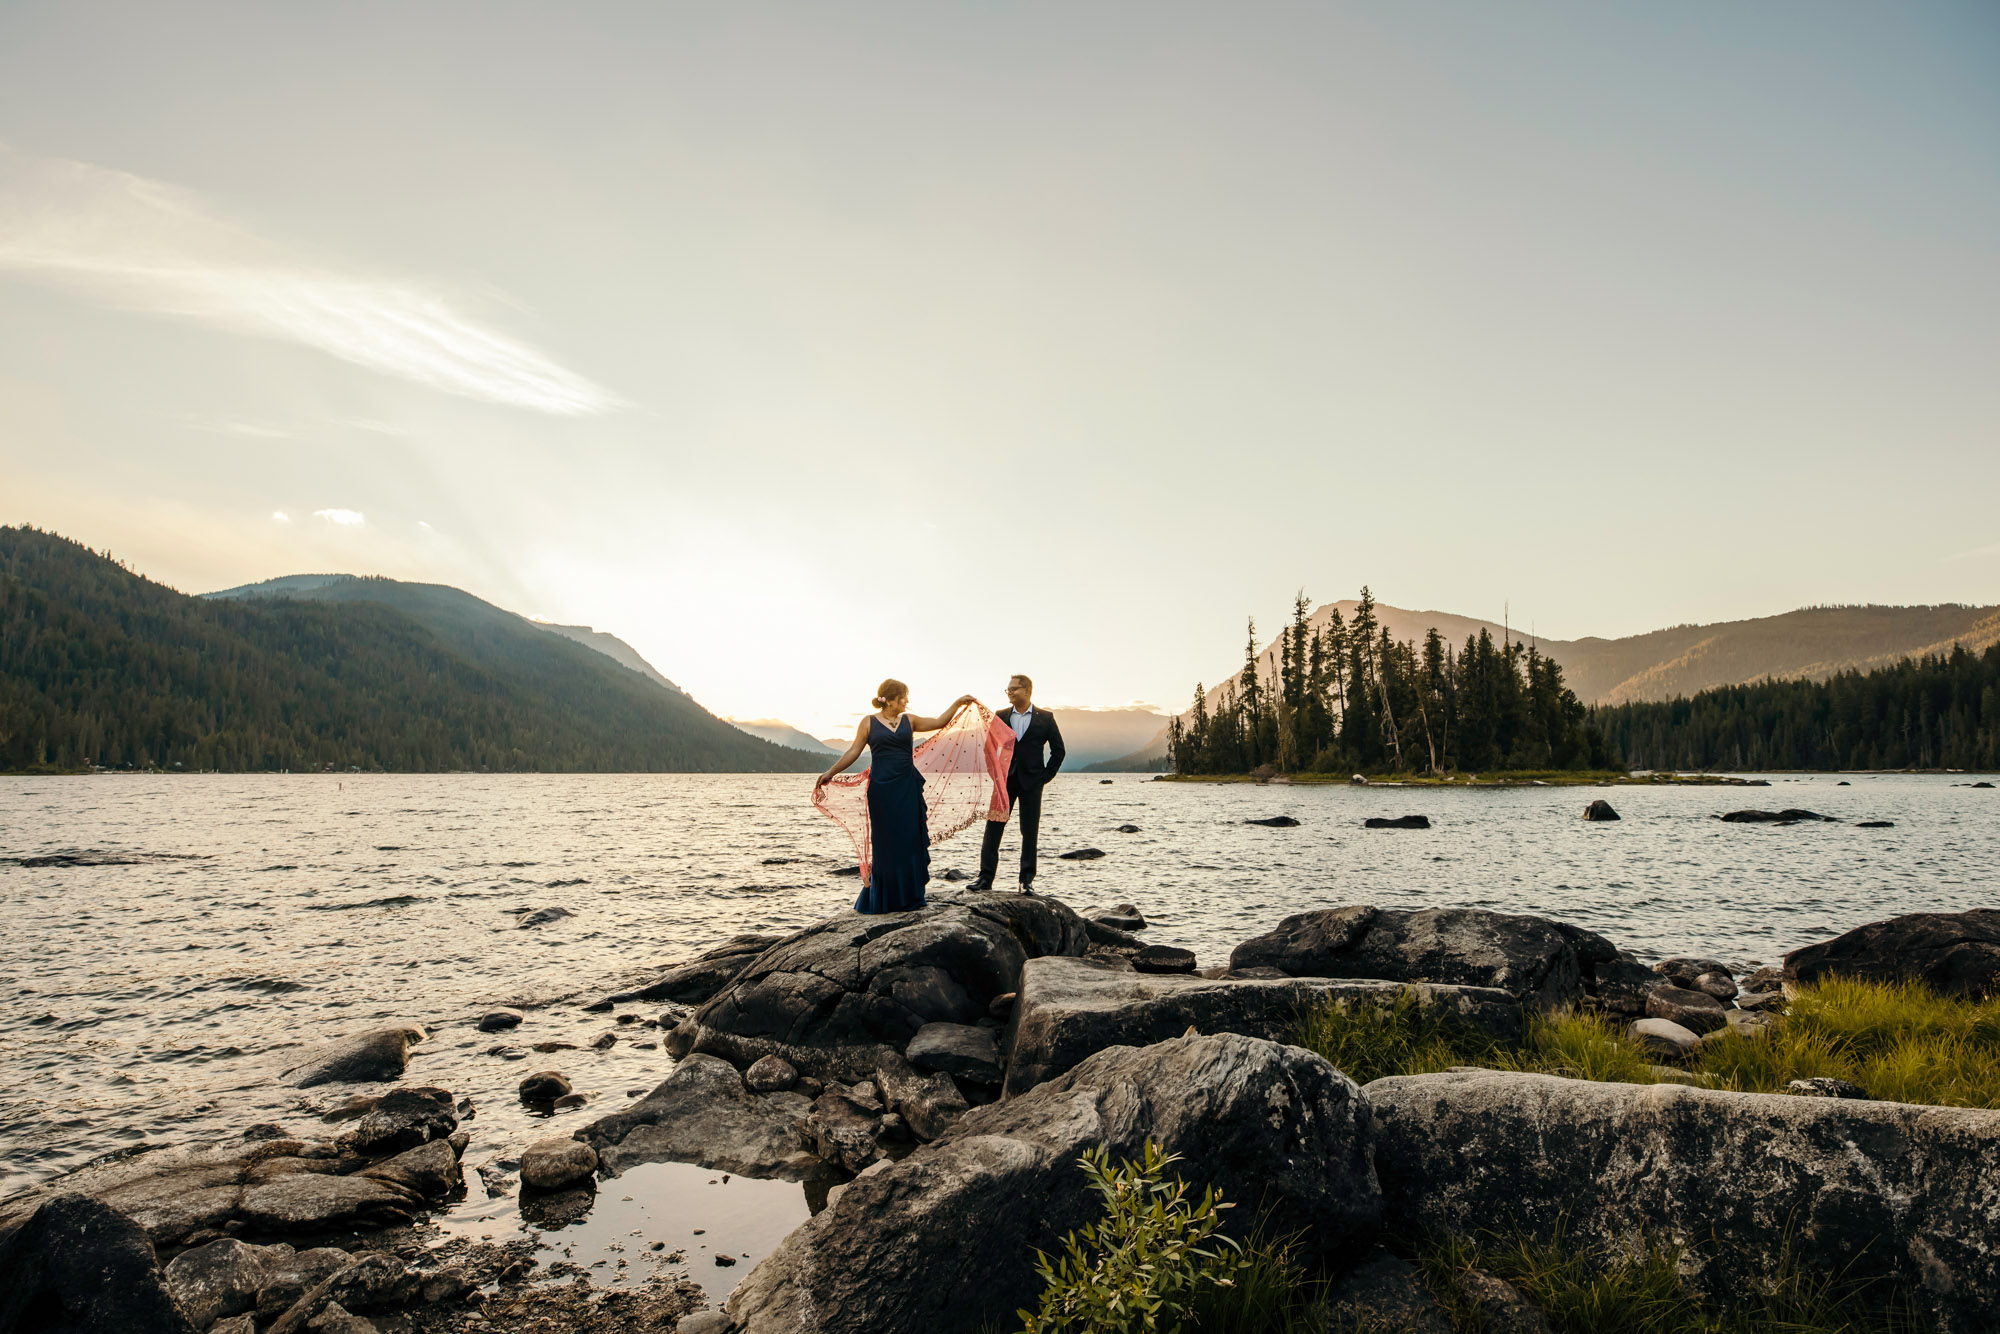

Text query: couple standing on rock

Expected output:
[814,673,1065,914]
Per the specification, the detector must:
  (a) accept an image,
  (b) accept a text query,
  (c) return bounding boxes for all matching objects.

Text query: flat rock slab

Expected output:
[1784,908,2000,999]
[281,1025,427,1089]
[578,1054,821,1181]
[668,893,1092,1081]
[1230,905,1587,1009]
[725,1033,1380,1334]
[905,1023,1002,1084]
[1367,1068,2000,1334]
[1003,955,1521,1096]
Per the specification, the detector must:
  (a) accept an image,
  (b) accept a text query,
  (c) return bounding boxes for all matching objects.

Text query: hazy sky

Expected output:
[3,2,1996,738]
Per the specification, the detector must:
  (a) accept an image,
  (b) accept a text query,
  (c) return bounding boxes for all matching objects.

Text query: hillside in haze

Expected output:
[727,719,839,755]
[0,527,821,773]
[1091,597,2000,770]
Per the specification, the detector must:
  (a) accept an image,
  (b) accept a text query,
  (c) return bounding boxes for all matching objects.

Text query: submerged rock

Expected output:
[1364,815,1431,829]
[725,1033,1380,1334]
[282,1026,427,1089]
[1718,809,1834,823]
[1056,848,1104,860]
[1369,1068,2000,1333]
[517,1072,571,1103]
[475,1010,523,1033]
[1004,954,1521,1095]
[519,1137,598,1191]
[1245,815,1301,827]
[1582,800,1620,821]
[1784,908,2000,999]
[516,907,574,928]
[1229,906,1587,1009]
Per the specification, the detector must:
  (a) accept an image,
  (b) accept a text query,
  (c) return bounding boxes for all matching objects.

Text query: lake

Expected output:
[2,770,1992,1279]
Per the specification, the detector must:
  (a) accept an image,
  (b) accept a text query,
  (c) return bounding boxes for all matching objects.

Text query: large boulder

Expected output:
[0,1194,196,1334]
[1784,909,2000,999]
[281,1026,426,1089]
[1003,955,1522,1096]
[578,1055,820,1180]
[1368,1069,2000,1334]
[725,1033,1381,1334]
[668,893,1092,1081]
[1229,906,1586,1009]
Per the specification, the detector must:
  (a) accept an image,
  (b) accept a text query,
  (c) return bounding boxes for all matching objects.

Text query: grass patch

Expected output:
[1292,979,2000,1110]
[1415,1226,1922,1334]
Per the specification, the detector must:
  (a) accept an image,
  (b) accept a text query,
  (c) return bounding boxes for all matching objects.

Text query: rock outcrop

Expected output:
[1003,955,1521,1095]
[579,1055,821,1180]
[594,934,788,1009]
[666,894,1091,1081]
[725,1033,1380,1334]
[1368,1068,2000,1334]
[1784,908,2000,999]
[0,1194,197,1334]
[1229,906,1587,1009]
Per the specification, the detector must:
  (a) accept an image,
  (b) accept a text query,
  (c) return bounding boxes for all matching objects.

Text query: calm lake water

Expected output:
[2,770,1993,1278]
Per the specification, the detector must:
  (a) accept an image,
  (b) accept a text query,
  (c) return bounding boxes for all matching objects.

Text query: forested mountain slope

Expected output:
[0,526,821,773]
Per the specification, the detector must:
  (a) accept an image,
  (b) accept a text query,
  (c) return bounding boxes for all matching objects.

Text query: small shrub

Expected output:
[1017,1140,1250,1334]
[1291,989,1511,1086]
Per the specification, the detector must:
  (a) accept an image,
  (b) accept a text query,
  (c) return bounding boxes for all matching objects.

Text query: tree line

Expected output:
[1168,588,1614,776]
[1596,642,2000,772]
[0,525,823,774]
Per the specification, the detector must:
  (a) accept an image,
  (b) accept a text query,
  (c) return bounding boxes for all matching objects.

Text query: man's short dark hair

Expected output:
[1010,673,1033,691]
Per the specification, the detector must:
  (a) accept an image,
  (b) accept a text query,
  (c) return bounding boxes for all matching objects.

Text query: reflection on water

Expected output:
[1,769,1993,1219]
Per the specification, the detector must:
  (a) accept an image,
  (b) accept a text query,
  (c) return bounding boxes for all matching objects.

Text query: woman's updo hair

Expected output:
[872,678,908,710]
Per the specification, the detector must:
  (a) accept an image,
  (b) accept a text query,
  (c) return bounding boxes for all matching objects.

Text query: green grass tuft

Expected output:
[1292,977,2000,1110]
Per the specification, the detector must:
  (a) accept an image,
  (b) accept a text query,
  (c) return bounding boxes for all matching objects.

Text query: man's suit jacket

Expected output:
[1001,707,1065,785]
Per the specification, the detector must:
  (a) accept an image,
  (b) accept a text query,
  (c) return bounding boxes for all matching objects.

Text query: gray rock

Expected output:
[1088,910,1146,932]
[1787,1076,1870,1099]
[348,1087,456,1155]
[282,1026,427,1088]
[807,1092,885,1173]
[476,1009,523,1032]
[744,1055,798,1093]
[516,906,574,928]
[1645,984,1726,1034]
[325,1253,421,1314]
[212,1316,258,1334]
[520,1137,598,1191]
[163,1237,279,1327]
[676,1313,733,1334]
[872,1048,969,1141]
[1785,908,2000,999]
[518,1071,571,1102]
[670,894,1092,1081]
[1738,965,1786,993]
[1229,905,1586,1008]
[1725,1009,1777,1038]
[1627,1017,1700,1059]
[1367,1068,2000,1334]
[1653,956,1732,986]
[243,1123,291,1142]
[578,1054,821,1180]
[906,1023,1003,1084]
[1005,955,1522,1096]
[725,1033,1379,1334]
[253,1249,353,1320]
[0,1194,197,1334]
[1692,972,1739,1002]
[304,1302,376,1334]
[1736,989,1787,1012]
[1590,956,1662,1015]
[1129,945,1197,974]
[1321,1248,1454,1334]
[1550,923,1618,967]
[1449,1270,1551,1334]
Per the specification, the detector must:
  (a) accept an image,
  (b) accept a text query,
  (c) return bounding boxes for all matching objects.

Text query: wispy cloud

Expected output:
[1944,540,2000,563]
[313,508,365,526]
[0,144,617,416]
[272,511,292,523]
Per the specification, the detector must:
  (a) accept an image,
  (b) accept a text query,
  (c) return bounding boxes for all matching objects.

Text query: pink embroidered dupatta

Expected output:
[813,703,1015,884]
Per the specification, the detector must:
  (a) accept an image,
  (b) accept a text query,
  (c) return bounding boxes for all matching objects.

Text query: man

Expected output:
[973,674,1065,893]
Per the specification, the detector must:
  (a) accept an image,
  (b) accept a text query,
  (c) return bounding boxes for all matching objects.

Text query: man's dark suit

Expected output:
[980,706,1065,887]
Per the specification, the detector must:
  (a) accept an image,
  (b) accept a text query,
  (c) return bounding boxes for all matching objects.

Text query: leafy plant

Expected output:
[1017,1140,1251,1334]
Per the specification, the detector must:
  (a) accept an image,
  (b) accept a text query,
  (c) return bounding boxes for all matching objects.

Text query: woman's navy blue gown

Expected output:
[856,715,930,913]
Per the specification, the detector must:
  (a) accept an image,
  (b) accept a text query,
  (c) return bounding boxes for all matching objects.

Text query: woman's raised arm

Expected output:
[906,695,978,733]
[815,720,871,790]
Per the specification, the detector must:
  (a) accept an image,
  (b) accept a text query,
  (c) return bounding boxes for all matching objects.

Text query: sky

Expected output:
[2,2,1996,739]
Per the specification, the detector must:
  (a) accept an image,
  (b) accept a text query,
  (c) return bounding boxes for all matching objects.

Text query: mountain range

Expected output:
[1091,598,2000,769]
[1,527,820,773]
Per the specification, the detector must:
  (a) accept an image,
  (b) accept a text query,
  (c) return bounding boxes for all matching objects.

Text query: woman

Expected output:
[815,680,977,914]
